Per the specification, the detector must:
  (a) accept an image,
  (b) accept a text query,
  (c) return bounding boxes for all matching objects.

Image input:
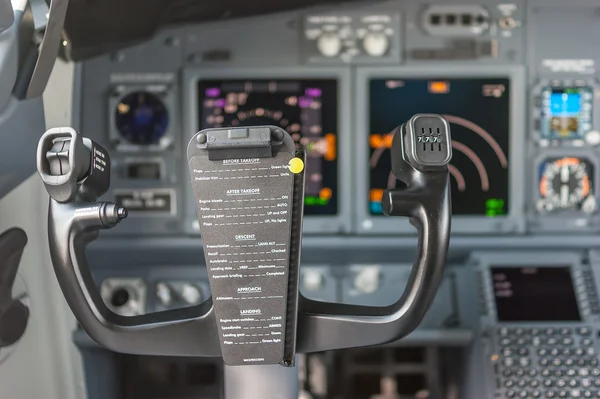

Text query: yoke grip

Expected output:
[295,115,452,352]
[296,174,450,352]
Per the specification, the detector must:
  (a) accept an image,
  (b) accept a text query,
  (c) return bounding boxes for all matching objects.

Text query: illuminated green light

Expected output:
[485,198,506,218]
[304,196,329,206]
[486,199,504,208]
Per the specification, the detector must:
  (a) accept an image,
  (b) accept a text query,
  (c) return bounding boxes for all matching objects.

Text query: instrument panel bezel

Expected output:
[529,149,600,232]
[107,84,176,151]
[181,67,352,235]
[530,78,600,148]
[473,251,597,327]
[354,65,526,235]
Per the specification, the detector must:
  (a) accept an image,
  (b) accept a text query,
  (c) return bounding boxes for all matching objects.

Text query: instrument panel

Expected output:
[70,2,600,399]
[368,77,510,217]
[197,79,339,215]
[76,0,600,239]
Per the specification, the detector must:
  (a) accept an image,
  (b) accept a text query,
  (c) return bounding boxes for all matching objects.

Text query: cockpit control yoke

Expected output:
[37,115,452,398]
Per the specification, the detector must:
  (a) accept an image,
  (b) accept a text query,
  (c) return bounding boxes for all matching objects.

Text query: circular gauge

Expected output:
[538,157,597,213]
[115,91,169,145]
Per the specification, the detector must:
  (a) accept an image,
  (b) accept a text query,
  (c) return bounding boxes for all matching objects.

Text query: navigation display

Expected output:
[198,79,338,215]
[369,78,510,216]
[490,266,581,322]
[541,86,593,140]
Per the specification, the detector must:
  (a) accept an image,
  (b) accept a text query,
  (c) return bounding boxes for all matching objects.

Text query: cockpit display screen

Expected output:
[369,78,510,216]
[490,266,581,322]
[198,79,338,215]
[540,86,593,140]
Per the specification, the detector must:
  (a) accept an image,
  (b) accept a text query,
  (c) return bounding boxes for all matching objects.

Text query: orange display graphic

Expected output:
[428,81,450,94]
[370,189,384,202]
[324,133,337,161]
[370,133,394,149]
[319,187,333,201]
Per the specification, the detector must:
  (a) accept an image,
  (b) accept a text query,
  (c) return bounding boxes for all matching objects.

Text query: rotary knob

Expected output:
[585,131,600,147]
[354,266,381,294]
[362,31,389,57]
[582,196,598,214]
[156,282,173,306]
[316,33,342,58]
[302,269,324,291]
[180,284,202,305]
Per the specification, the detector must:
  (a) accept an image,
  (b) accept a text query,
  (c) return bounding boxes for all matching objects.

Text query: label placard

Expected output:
[189,152,294,365]
[114,190,173,214]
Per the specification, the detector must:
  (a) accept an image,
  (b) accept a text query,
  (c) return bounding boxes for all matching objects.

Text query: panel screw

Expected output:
[272,129,284,141]
[197,133,207,144]
[209,136,216,142]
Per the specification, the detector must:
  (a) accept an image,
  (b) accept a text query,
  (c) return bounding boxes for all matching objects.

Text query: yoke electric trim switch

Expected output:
[37,115,451,399]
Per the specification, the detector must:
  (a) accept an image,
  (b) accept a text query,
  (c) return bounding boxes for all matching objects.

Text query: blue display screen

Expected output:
[550,92,581,117]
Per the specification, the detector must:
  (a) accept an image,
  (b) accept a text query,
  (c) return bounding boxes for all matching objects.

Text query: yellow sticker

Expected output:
[288,157,304,174]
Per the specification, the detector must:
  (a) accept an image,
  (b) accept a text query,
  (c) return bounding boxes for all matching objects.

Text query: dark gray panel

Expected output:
[528,4,600,78]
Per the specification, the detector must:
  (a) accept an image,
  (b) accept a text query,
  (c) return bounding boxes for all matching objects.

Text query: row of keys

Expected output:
[581,269,600,314]
[544,390,599,398]
[505,389,542,398]
[536,347,596,357]
[505,377,599,389]
[498,328,593,337]
[539,357,599,367]
[502,357,599,370]
[499,337,595,347]
[502,366,600,378]
[540,378,599,388]
[539,368,600,377]
[504,389,600,398]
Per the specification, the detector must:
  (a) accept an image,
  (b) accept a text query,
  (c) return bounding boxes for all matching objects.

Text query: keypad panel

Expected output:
[493,327,600,399]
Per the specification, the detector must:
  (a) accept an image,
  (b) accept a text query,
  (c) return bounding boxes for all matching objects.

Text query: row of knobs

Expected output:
[110,267,383,312]
[156,282,203,306]
[303,266,381,294]
[316,30,390,58]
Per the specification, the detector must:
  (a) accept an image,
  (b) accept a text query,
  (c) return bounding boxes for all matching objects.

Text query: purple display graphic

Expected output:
[298,97,312,109]
[214,98,226,108]
[306,88,322,97]
[205,87,220,98]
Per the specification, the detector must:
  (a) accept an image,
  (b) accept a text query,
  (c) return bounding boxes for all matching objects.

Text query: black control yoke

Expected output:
[36,115,451,357]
